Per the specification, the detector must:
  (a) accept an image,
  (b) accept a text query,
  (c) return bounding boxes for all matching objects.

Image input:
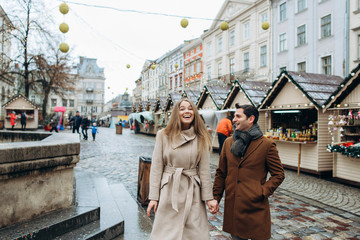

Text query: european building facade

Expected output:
[271,0,346,79]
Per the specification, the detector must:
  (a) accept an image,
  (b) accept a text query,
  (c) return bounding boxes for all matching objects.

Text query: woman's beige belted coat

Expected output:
[148,127,213,240]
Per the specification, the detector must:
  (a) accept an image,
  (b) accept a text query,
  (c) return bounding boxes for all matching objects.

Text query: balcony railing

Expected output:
[86,88,94,92]
[86,100,93,104]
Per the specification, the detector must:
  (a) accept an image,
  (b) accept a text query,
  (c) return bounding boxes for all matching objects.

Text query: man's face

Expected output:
[76,112,79,116]
[233,108,253,131]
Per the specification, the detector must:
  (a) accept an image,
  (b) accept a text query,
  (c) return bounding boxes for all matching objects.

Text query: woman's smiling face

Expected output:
[179,100,194,130]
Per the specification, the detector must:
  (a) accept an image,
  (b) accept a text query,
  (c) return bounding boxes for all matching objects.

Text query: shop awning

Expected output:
[199,109,217,130]
[129,113,142,123]
[139,111,155,124]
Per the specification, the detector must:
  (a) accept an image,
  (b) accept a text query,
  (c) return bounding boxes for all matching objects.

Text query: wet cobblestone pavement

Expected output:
[75,127,360,239]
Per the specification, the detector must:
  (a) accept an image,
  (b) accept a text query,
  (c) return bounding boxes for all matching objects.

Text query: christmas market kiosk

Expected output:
[3,94,39,130]
[197,85,231,150]
[258,71,343,176]
[325,64,360,186]
[221,80,270,132]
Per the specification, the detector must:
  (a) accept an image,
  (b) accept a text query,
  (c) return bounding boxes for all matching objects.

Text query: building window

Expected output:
[62,99,67,107]
[179,75,183,87]
[196,62,201,73]
[91,106,97,113]
[207,42,212,57]
[297,24,306,46]
[190,64,194,75]
[279,33,287,52]
[321,14,331,38]
[69,99,74,107]
[280,66,287,72]
[298,62,306,72]
[229,30,235,46]
[207,66,212,80]
[260,45,267,67]
[218,37,223,52]
[51,98,57,107]
[230,58,235,75]
[81,106,87,113]
[358,0,360,10]
[297,0,306,12]
[322,55,332,75]
[243,52,249,72]
[261,12,268,30]
[244,22,250,40]
[280,2,287,21]
[218,62,223,77]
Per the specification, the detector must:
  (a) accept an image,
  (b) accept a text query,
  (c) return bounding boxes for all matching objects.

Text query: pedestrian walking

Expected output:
[81,116,90,140]
[146,98,218,240]
[212,104,285,240]
[20,111,27,130]
[216,114,233,155]
[10,111,17,130]
[91,122,98,141]
[50,115,59,133]
[69,111,82,134]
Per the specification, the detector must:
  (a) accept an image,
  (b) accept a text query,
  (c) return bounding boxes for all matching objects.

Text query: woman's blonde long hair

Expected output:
[164,98,212,152]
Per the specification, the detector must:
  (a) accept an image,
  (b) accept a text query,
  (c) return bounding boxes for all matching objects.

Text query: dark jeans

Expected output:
[50,126,58,132]
[73,126,80,134]
[92,133,96,140]
[82,127,88,139]
[217,132,228,155]
[21,123,26,130]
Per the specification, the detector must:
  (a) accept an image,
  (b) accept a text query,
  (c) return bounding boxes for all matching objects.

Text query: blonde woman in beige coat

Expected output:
[147,98,218,240]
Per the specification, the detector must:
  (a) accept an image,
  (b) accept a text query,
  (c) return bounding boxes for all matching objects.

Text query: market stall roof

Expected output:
[3,94,38,109]
[258,71,343,110]
[153,96,167,112]
[197,85,231,110]
[182,90,201,105]
[222,80,271,109]
[324,64,360,110]
[139,111,155,124]
[132,102,141,113]
[146,98,157,111]
[164,92,183,111]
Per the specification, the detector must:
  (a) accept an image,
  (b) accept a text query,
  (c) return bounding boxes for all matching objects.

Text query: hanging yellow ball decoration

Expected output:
[175,63,179,68]
[59,43,69,53]
[126,64,130,69]
[262,21,270,30]
[108,86,110,89]
[151,64,156,70]
[59,2,69,15]
[180,18,189,28]
[59,23,69,33]
[220,22,229,31]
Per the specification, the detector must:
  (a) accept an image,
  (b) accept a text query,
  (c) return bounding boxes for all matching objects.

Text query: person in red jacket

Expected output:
[10,111,17,130]
[216,115,233,155]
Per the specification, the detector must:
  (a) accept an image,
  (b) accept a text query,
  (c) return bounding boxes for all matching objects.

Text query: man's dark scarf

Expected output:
[230,123,263,157]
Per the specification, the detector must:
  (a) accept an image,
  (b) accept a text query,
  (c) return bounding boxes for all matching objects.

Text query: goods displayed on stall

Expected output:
[264,109,318,142]
[326,109,360,158]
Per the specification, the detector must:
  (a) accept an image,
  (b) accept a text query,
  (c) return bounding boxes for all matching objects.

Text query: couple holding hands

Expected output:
[147,99,285,240]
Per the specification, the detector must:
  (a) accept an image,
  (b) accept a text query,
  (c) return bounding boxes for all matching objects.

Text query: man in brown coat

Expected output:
[212,104,285,240]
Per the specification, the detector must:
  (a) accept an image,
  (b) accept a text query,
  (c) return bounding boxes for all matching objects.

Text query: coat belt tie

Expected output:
[163,166,199,225]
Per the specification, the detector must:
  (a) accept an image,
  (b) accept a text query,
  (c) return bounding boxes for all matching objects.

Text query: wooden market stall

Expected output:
[153,96,167,131]
[325,64,360,186]
[197,85,231,150]
[221,80,271,132]
[258,71,343,176]
[3,94,39,129]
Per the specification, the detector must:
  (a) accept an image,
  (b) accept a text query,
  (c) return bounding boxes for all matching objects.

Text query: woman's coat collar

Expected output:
[171,126,196,149]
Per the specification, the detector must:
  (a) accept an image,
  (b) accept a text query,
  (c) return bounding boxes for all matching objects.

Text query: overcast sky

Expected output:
[1,0,225,102]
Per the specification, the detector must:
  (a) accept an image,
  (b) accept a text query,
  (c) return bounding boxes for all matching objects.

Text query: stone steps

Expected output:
[0,206,100,240]
[0,169,125,240]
